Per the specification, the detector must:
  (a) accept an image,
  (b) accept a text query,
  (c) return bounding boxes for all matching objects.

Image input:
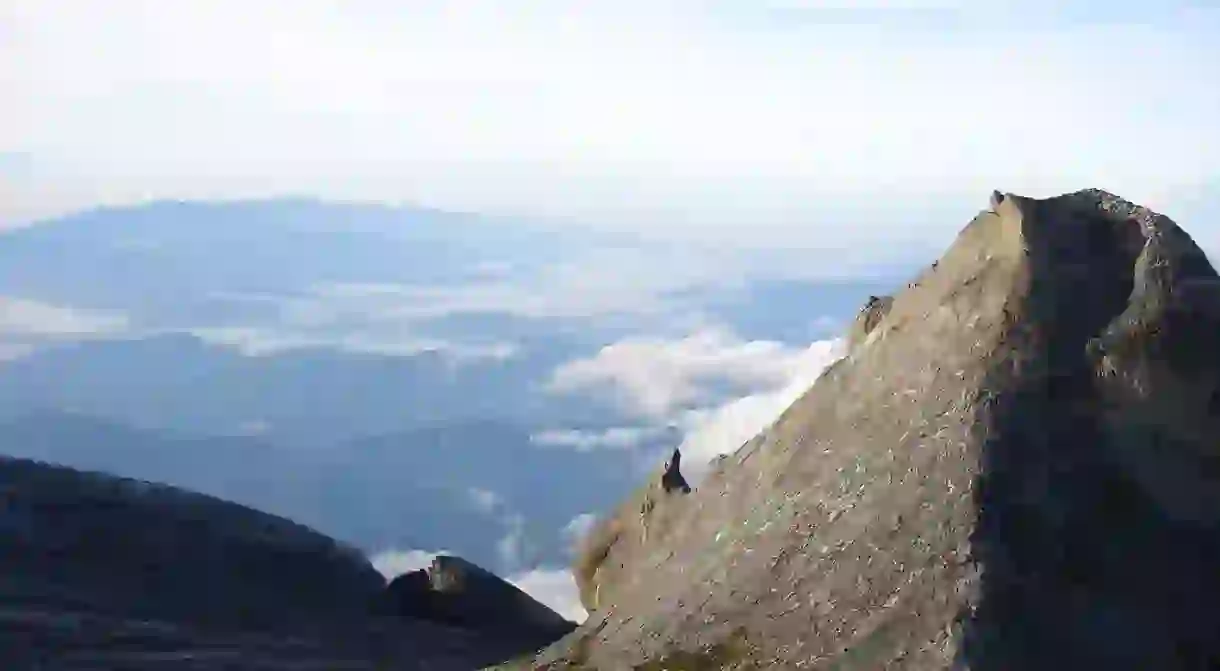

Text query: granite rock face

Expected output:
[847,294,895,349]
[514,190,1220,670]
[571,452,696,614]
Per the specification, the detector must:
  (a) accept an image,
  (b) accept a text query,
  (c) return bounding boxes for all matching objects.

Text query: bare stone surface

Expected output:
[499,189,1220,670]
[847,294,895,349]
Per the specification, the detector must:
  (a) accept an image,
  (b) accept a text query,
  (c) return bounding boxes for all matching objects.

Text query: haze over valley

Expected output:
[0,199,897,620]
[3,2,1220,667]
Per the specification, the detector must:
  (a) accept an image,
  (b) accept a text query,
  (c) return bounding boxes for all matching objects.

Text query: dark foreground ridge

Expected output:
[0,455,574,669]
[510,189,1220,670]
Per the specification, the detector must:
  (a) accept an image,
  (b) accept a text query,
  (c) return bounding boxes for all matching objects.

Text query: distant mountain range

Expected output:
[0,199,894,574]
[0,412,647,570]
[0,333,599,446]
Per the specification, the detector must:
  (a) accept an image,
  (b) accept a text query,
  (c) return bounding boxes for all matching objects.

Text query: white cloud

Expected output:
[496,514,528,572]
[370,548,451,579]
[191,326,518,360]
[508,567,588,623]
[544,330,847,482]
[312,278,668,322]
[547,329,816,418]
[0,297,128,337]
[236,419,271,436]
[5,1,1218,257]
[0,343,35,362]
[561,513,598,555]
[467,487,502,514]
[677,338,845,480]
[201,247,740,344]
[0,298,129,360]
[307,246,733,321]
[530,427,668,452]
[469,260,517,279]
[767,0,961,6]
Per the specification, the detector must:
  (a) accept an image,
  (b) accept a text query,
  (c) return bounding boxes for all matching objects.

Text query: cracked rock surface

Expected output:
[503,189,1220,670]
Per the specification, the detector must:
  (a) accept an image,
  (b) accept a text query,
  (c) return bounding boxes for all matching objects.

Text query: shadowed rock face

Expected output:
[0,457,571,669]
[379,555,576,645]
[518,190,1220,670]
[0,455,384,633]
[379,568,436,619]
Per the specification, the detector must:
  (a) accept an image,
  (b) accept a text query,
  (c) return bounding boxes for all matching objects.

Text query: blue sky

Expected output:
[3,1,1219,258]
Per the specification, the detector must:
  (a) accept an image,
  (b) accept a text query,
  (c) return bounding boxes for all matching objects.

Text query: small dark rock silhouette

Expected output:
[660,448,692,494]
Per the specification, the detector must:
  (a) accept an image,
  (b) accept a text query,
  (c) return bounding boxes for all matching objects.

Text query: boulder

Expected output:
[379,555,576,645]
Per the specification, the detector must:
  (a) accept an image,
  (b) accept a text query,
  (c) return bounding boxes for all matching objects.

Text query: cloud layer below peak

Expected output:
[545,328,846,479]
[547,329,823,418]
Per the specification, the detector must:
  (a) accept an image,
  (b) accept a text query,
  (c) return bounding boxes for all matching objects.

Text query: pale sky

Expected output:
[3,0,1219,248]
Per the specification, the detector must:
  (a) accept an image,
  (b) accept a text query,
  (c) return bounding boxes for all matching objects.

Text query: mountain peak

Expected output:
[520,190,1220,670]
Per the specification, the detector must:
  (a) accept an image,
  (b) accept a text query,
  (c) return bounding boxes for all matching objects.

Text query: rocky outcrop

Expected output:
[847,294,894,349]
[661,448,692,494]
[518,189,1220,670]
[379,555,576,646]
[572,449,696,613]
[0,455,383,633]
[0,456,569,669]
[380,567,437,619]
